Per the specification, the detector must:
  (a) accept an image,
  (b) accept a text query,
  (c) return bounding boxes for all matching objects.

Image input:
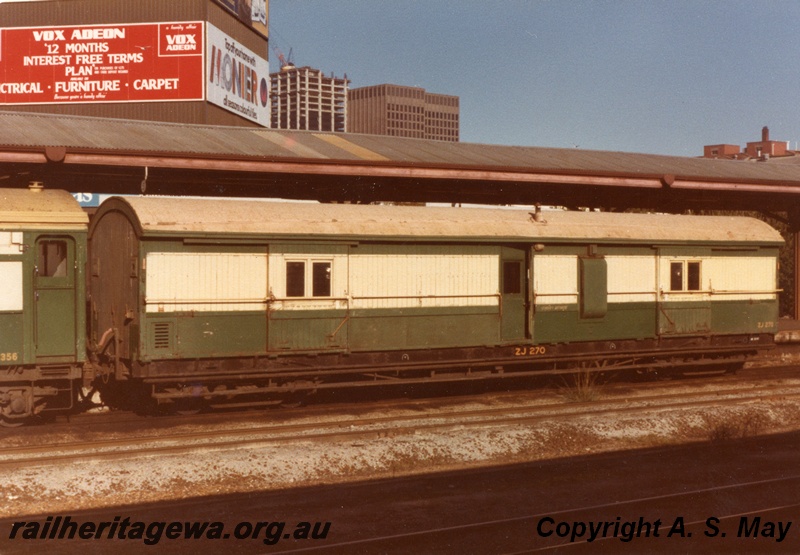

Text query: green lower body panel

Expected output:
[142,312,267,360]
[269,309,348,351]
[138,299,778,362]
[659,302,711,335]
[533,300,778,343]
[349,306,501,351]
[143,306,503,359]
[711,300,778,335]
[534,302,656,344]
[0,313,25,367]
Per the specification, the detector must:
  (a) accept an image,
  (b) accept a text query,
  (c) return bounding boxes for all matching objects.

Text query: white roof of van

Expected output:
[94,196,784,246]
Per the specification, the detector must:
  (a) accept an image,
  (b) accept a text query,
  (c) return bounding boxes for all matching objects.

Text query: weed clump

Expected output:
[560,371,603,403]
[701,409,768,442]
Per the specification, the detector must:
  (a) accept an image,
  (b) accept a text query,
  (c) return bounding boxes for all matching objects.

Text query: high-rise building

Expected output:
[270,65,349,132]
[348,84,459,142]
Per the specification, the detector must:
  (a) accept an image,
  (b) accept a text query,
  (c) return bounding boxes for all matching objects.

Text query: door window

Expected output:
[38,240,68,278]
[502,261,521,294]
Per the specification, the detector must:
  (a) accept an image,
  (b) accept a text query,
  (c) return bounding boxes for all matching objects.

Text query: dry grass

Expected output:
[560,371,603,403]
[700,409,769,442]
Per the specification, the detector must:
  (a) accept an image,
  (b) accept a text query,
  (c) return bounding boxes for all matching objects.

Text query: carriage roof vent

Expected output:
[529,204,546,224]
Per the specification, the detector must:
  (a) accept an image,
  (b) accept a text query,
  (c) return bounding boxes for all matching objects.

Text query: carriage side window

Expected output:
[286,259,333,297]
[312,262,332,297]
[38,240,68,278]
[286,261,305,297]
[670,261,701,291]
[670,262,683,291]
[687,261,701,291]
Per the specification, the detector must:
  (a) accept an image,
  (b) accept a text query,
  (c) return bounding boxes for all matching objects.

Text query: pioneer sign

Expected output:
[206,23,269,126]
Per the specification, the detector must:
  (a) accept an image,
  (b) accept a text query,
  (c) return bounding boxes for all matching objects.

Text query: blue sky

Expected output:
[269,1,800,156]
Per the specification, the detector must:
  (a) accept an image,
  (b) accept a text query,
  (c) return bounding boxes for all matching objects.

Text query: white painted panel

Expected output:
[606,255,657,303]
[706,256,777,301]
[534,255,578,305]
[0,232,24,255]
[145,252,267,312]
[0,261,23,311]
[349,245,499,309]
[658,255,776,302]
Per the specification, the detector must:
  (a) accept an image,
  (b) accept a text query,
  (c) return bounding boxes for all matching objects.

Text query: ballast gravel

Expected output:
[3,356,800,518]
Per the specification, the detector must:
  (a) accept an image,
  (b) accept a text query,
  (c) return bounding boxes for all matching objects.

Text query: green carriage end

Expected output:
[0,187,87,423]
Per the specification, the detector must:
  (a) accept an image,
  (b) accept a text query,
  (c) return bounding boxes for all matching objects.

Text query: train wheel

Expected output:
[173,398,203,416]
[0,415,25,428]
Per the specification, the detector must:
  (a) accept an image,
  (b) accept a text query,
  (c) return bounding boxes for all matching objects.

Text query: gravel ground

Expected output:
[4,354,800,519]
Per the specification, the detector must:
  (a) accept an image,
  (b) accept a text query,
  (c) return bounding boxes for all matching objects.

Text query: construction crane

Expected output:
[272,46,295,71]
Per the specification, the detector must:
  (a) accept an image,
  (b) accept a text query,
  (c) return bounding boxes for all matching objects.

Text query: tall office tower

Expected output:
[348,84,459,141]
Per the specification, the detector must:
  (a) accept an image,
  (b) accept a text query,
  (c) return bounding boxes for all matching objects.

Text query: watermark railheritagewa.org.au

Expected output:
[7,515,331,546]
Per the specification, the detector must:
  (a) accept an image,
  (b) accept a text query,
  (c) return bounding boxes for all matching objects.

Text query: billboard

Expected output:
[0,22,204,105]
[213,0,268,39]
[206,23,269,126]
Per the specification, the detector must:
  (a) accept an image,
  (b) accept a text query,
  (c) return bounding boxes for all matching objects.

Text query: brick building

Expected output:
[704,127,791,160]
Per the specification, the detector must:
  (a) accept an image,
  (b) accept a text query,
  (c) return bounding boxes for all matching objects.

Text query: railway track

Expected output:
[7,358,800,434]
[4,373,800,470]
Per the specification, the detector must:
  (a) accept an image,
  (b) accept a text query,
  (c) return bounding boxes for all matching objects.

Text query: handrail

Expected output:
[351,293,499,300]
[145,297,269,304]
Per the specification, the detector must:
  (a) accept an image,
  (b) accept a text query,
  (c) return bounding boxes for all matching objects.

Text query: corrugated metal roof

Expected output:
[0,186,88,226]
[99,196,783,246]
[2,111,800,188]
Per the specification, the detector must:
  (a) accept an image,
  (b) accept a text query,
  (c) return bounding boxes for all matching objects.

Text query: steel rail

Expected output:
[4,381,800,469]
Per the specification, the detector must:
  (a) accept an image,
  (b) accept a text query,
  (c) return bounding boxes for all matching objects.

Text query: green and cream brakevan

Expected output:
[83,197,782,411]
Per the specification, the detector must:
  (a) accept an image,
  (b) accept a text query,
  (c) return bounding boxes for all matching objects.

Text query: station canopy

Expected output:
[1,110,800,212]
